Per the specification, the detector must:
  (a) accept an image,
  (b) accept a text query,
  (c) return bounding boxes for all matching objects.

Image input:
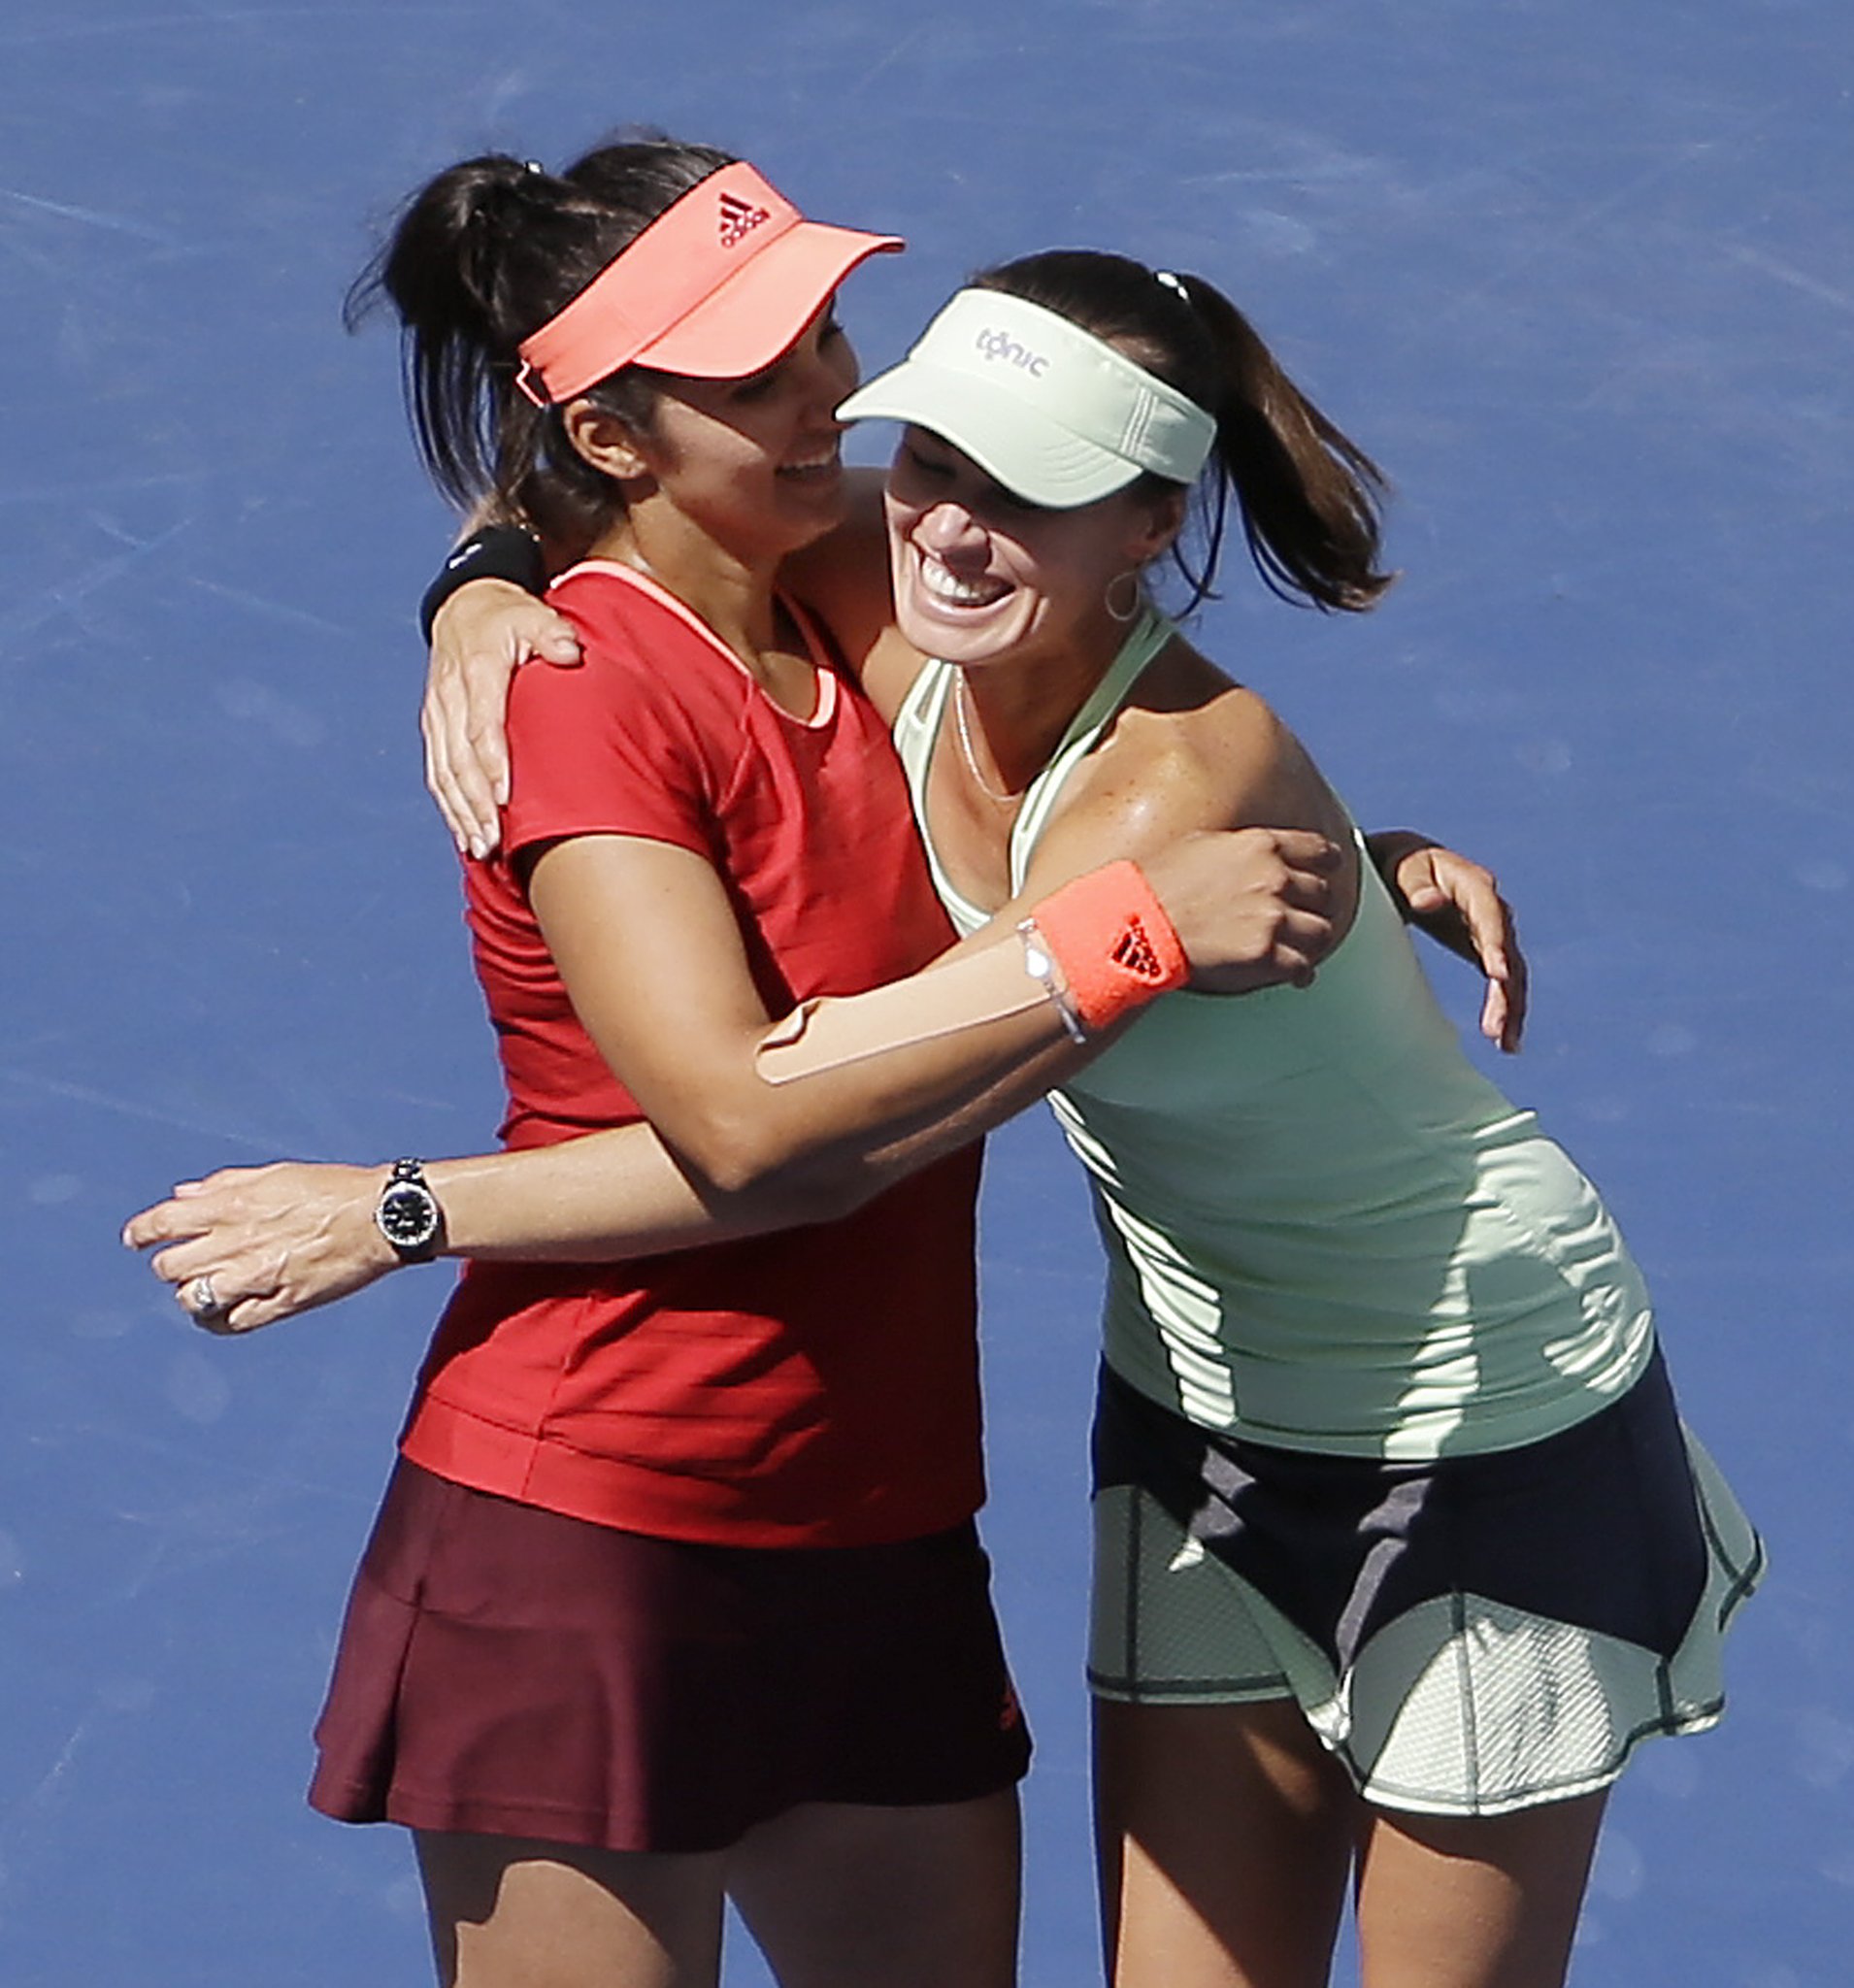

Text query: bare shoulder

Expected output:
[1047,635,1337,859]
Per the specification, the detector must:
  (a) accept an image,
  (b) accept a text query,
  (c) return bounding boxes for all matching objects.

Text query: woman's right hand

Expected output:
[424,580,580,858]
[1142,827,1342,995]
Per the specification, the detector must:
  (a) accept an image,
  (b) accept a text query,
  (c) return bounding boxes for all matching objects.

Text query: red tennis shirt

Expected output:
[399,562,985,1548]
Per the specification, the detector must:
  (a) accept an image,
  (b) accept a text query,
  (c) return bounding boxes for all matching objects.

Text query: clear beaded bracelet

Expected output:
[1017,915,1089,1044]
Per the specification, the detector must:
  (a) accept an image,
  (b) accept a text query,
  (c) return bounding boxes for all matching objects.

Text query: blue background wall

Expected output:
[2,3,1848,1980]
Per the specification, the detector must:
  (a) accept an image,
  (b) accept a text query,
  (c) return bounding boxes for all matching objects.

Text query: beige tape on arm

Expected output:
[755,938,1050,1085]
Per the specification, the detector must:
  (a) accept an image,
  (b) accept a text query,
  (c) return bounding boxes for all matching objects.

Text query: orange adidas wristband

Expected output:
[1028,860,1188,1035]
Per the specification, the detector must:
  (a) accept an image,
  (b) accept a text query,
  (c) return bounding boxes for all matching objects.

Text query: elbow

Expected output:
[680,1111,792,1200]
[744,1163,872,1229]
[677,1112,865,1221]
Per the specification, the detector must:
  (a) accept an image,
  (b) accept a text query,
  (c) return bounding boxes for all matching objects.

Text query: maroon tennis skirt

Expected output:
[309,1460,1031,1854]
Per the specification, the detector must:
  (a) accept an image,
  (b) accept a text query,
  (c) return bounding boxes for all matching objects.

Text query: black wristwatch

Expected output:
[376,1157,444,1264]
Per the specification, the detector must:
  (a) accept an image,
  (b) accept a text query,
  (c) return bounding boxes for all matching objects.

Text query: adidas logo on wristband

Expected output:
[1111,917,1170,983]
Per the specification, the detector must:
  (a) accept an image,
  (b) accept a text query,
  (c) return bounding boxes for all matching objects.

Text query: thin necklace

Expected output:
[951,672,1025,806]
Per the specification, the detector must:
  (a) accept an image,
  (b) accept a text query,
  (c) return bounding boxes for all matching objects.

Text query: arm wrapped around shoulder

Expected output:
[750,859,1188,1090]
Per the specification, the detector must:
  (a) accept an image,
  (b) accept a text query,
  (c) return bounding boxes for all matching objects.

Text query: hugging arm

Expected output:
[1365,829,1526,1052]
[420,573,1528,1045]
[423,576,581,857]
[125,820,1338,1333]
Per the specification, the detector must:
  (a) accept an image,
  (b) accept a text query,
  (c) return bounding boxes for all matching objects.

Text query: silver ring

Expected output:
[186,1275,227,1318]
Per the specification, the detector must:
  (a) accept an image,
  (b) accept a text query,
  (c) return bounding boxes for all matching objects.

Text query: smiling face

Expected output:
[565,301,861,566]
[882,426,1183,673]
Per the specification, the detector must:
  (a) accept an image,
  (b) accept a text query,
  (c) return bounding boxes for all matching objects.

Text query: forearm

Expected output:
[1364,828,1429,914]
[427,928,1084,1248]
[122,831,1321,1327]
[449,926,1114,1251]
[534,842,1137,1199]
[429,1032,1082,1258]
[425,1120,838,1262]
[749,911,1166,1200]
[120,1102,940,1339]
[726,932,1087,1170]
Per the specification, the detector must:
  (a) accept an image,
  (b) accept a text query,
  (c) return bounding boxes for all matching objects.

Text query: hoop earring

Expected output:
[1104,569,1143,624]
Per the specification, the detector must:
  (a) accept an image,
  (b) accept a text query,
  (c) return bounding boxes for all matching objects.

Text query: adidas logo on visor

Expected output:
[717,190,771,247]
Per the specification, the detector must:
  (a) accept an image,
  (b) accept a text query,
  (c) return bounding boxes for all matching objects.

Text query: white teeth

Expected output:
[918,553,1006,608]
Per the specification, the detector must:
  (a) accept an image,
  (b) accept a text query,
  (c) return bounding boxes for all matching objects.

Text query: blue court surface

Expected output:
[3,3,1849,1981]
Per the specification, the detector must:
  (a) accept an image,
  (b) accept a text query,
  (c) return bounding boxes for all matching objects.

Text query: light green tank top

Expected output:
[893,617,1655,1460]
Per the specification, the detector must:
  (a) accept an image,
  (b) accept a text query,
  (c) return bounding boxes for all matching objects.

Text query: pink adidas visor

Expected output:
[514,161,903,406]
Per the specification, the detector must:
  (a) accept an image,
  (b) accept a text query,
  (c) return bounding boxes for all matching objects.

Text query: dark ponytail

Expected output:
[347,136,734,546]
[972,250,1393,614]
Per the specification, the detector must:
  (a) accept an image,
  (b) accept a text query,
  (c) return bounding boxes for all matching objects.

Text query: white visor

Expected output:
[837,288,1216,509]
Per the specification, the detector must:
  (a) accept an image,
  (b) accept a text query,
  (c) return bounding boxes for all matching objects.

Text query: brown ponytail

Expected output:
[973,249,1394,614]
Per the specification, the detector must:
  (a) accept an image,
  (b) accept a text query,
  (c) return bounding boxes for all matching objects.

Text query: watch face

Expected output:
[380,1183,439,1248]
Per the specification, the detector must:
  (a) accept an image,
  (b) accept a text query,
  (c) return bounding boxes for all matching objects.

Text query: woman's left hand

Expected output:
[121,1162,401,1334]
[1369,831,1529,1051]
[1141,826,1342,996]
